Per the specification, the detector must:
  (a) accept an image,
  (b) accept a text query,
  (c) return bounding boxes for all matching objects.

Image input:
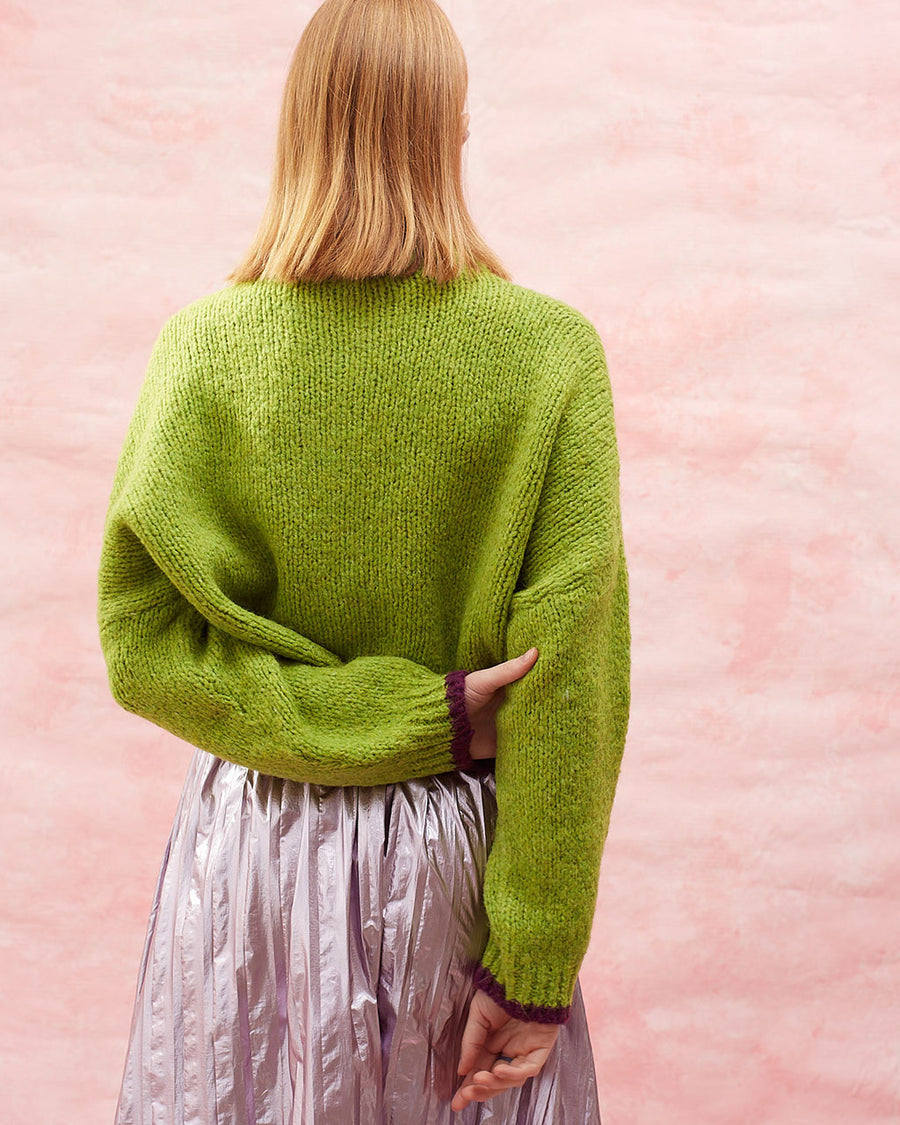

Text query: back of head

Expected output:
[228,0,510,285]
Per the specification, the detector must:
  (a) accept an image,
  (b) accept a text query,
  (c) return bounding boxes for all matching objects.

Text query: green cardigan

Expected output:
[96,263,631,1025]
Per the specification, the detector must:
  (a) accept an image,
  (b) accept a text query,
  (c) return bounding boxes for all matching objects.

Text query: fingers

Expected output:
[450,1058,533,1111]
[455,1048,544,1105]
[481,1053,539,1086]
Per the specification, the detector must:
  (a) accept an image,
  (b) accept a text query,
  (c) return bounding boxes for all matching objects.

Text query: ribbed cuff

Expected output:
[472,962,573,1025]
[444,669,476,771]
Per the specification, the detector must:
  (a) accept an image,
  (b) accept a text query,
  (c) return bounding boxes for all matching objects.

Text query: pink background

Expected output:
[2,1,898,1121]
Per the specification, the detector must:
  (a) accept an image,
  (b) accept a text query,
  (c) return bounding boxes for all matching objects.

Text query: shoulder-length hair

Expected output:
[227,0,511,286]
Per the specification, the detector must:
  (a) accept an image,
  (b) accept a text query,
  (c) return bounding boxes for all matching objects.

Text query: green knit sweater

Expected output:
[96,263,631,1025]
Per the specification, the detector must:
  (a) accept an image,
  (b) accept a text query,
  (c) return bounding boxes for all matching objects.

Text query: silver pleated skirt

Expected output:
[114,746,603,1124]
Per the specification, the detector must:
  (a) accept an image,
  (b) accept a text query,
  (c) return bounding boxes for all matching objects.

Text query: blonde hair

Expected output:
[227,0,511,286]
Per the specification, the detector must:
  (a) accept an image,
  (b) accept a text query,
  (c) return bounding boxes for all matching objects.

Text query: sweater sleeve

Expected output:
[96,315,476,786]
[472,316,631,1023]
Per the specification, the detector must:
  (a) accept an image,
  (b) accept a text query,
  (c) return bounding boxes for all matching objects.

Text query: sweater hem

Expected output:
[472,962,573,1024]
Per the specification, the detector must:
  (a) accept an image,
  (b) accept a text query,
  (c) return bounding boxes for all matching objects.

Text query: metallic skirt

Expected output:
[114,746,603,1124]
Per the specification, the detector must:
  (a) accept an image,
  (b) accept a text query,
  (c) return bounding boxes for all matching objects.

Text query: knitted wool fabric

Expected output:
[96,263,631,1025]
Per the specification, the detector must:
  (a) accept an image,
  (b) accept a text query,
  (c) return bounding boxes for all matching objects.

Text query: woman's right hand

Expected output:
[463,647,539,761]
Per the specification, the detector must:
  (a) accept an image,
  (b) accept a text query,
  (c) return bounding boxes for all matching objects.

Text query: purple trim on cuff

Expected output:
[472,962,573,1025]
[444,669,476,771]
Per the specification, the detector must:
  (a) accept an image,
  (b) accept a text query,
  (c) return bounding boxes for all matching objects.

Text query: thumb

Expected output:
[457,1005,491,1076]
[476,648,539,695]
[498,647,539,687]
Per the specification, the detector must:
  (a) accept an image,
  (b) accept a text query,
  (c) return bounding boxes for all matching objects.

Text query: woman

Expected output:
[97,0,631,1121]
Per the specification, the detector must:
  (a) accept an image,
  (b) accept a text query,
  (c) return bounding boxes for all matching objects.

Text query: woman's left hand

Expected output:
[450,988,560,1111]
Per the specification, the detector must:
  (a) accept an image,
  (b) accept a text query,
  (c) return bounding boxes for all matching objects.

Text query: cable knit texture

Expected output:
[96,263,631,1023]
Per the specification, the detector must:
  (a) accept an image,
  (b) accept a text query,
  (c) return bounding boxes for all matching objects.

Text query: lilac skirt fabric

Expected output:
[114,746,604,1124]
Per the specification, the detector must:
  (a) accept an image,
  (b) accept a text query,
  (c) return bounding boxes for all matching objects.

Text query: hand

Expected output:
[451,988,561,1111]
[464,647,539,761]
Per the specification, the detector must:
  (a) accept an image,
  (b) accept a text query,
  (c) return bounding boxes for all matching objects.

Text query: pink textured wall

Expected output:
[1,2,897,1122]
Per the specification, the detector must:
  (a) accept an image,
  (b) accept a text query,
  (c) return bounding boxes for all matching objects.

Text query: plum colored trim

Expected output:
[444,669,475,771]
[472,962,572,1025]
